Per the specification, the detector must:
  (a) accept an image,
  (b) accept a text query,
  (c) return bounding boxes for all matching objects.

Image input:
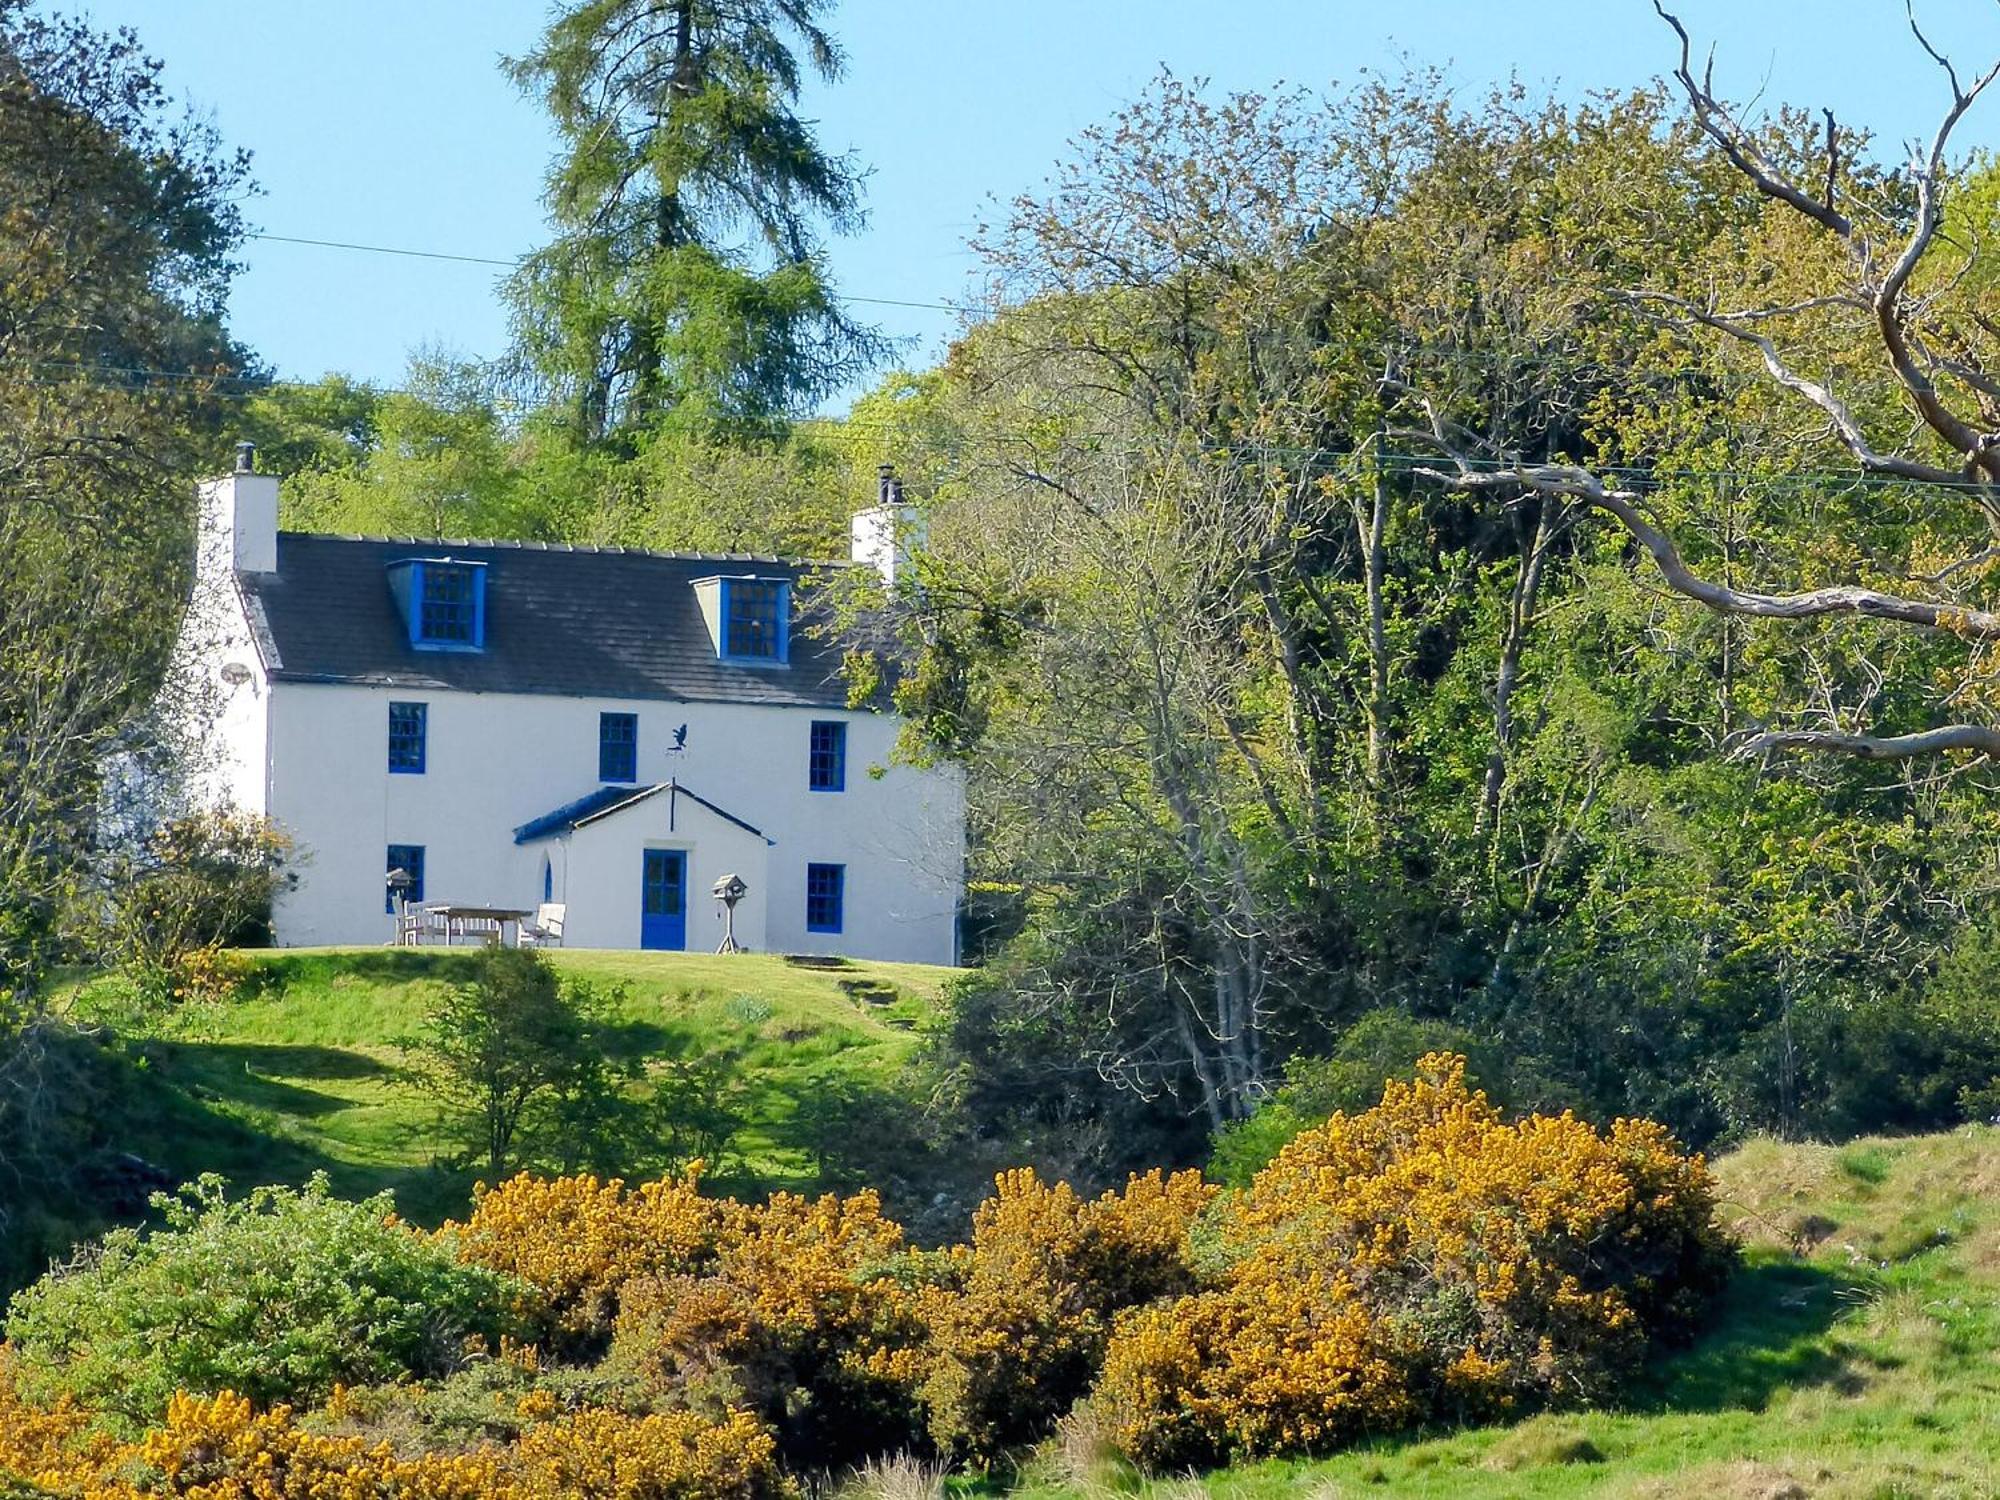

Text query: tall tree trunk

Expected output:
[1363,437,1391,787]
[1476,505,1551,844]
[624,0,696,428]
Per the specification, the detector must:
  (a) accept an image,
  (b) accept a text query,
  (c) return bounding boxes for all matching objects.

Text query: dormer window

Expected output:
[690,573,791,664]
[723,578,787,662]
[421,564,479,644]
[386,557,487,652]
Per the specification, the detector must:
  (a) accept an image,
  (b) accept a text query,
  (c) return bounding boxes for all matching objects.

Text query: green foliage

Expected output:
[2,1173,515,1431]
[505,0,883,441]
[643,1043,751,1174]
[257,362,858,557]
[102,809,293,1010]
[237,372,380,477]
[411,948,635,1177]
[0,5,250,1013]
[0,4,254,1272]
[886,68,2000,1168]
[278,354,525,539]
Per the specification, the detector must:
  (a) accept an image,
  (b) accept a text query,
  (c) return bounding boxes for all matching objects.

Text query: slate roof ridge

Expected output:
[277,529,854,569]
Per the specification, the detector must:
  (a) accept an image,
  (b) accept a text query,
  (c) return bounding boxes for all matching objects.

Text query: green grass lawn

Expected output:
[995,1126,2000,1500]
[60,946,955,1226]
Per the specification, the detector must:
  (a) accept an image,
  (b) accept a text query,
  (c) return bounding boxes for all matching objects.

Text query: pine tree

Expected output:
[506,0,883,443]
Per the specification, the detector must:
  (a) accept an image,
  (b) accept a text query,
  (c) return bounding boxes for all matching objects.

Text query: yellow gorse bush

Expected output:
[1096,1054,1732,1470]
[1099,1274,1412,1471]
[918,1166,1215,1463]
[448,1168,739,1352]
[0,1381,791,1499]
[2,1056,1729,1488]
[610,1187,927,1468]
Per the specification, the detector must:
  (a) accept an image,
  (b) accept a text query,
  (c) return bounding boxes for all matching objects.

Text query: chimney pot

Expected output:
[853,461,923,590]
[235,440,256,475]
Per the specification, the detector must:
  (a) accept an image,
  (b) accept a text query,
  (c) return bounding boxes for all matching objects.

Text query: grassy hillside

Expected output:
[1003,1126,2000,1500]
[52,947,953,1228]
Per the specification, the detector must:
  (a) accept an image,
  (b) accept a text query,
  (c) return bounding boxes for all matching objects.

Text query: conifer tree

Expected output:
[506,0,883,443]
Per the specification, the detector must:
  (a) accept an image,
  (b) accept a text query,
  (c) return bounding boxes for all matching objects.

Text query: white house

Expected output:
[183,447,964,964]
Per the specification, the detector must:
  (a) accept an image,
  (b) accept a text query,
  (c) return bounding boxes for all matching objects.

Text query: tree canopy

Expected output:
[504,0,885,443]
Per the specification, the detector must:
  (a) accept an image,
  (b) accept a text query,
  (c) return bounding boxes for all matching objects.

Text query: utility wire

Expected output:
[25,230,2000,491]
[244,231,989,316]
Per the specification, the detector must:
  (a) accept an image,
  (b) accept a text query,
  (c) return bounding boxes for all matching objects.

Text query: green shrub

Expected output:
[3,1173,516,1431]
[410,947,636,1176]
[104,809,293,1008]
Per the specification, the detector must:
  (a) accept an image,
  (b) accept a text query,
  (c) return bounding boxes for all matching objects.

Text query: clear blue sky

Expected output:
[80,1,2000,412]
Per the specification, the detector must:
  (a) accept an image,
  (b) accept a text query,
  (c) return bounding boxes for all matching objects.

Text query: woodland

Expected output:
[3,0,2000,1491]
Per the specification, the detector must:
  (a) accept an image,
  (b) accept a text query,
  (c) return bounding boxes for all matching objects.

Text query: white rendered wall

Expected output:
[199,596,271,817]
[177,497,272,817]
[264,683,964,965]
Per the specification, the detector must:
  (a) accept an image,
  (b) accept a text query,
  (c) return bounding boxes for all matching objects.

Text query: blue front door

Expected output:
[641,849,687,950]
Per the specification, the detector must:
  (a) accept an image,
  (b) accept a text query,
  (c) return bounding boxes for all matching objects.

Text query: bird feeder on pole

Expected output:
[712,872,748,954]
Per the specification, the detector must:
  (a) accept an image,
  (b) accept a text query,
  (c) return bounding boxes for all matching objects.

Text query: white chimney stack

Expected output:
[196,440,279,577]
[851,463,925,591]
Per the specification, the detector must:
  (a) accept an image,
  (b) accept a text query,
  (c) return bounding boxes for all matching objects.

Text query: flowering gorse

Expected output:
[1095,1054,1732,1469]
[0,1055,1729,1488]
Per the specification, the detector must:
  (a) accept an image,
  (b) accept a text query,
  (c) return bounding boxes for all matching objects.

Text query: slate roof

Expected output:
[512,781,769,845]
[511,785,656,844]
[236,533,856,708]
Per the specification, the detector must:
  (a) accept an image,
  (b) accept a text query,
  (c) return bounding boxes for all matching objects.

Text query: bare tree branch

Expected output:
[1624,290,1980,487]
[1405,448,2000,640]
[1653,2,1852,235]
[1735,722,2000,759]
[1655,3,2000,477]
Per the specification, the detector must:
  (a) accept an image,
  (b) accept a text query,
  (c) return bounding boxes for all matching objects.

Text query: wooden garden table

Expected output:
[425,904,534,947]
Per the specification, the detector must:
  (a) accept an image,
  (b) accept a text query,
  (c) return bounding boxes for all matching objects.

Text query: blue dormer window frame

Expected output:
[387,558,487,652]
[599,711,638,783]
[719,577,789,664]
[808,720,845,792]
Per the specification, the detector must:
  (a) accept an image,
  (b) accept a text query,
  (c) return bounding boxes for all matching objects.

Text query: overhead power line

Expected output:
[244,231,988,316]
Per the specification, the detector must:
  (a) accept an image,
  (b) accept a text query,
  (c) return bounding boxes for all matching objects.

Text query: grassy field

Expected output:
[59,946,955,1225]
[998,1126,2000,1500]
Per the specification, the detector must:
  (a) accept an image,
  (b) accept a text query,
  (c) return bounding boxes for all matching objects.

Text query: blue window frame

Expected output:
[805,862,845,934]
[386,844,424,913]
[809,720,846,792]
[388,701,427,773]
[721,578,788,662]
[599,711,638,783]
[418,563,481,645]
[387,558,488,651]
